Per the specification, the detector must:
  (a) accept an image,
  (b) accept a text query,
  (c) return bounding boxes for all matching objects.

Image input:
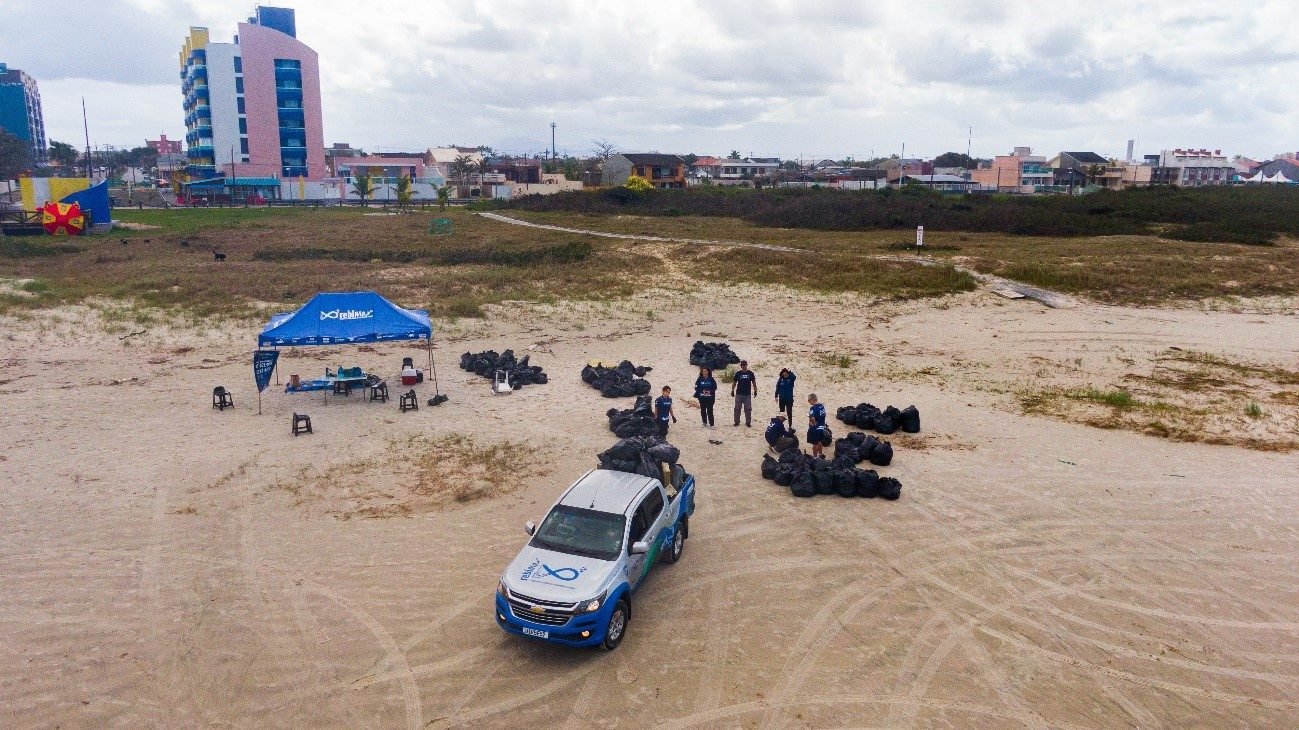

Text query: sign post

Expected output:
[916,225,925,248]
[253,349,280,414]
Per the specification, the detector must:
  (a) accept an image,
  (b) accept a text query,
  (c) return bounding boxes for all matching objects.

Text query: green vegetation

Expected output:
[498,185,1299,244]
[690,245,976,299]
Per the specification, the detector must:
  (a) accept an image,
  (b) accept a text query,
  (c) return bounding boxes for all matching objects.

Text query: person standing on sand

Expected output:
[775,368,797,426]
[655,386,677,439]
[731,360,757,427]
[693,367,717,428]
[806,393,827,457]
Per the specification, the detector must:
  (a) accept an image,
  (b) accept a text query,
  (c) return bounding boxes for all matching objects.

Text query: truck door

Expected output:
[625,488,666,589]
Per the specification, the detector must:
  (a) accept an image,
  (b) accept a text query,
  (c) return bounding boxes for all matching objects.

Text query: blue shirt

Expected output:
[733,370,756,396]
[765,419,788,445]
[655,395,673,422]
[775,372,796,400]
[694,376,717,399]
[809,402,826,426]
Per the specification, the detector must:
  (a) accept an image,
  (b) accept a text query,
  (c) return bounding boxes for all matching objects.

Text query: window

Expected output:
[238,118,247,134]
[628,510,649,546]
[240,138,248,154]
[638,489,664,526]
[233,56,242,73]
[237,97,245,114]
[235,77,243,94]
[273,59,302,70]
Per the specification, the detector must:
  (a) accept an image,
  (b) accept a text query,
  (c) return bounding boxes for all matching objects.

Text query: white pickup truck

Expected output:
[495,468,696,650]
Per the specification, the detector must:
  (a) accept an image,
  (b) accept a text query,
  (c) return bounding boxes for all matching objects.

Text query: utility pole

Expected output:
[967,126,972,160]
[550,122,557,162]
[81,97,92,179]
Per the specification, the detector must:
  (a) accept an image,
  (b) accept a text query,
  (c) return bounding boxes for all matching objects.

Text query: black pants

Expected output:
[657,420,670,439]
[778,397,794,424]
[698,397,715,426]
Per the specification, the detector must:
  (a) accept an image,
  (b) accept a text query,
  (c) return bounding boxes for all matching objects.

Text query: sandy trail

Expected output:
[1,284,1298,727]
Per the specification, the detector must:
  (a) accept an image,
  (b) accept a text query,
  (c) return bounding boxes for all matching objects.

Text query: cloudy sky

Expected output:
[3,0,1296,160]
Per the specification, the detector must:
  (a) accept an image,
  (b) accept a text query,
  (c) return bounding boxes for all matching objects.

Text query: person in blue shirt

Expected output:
[654,386,677,439]
[774,368,797,426]
[806,393,827,457]
[765,415,793,451]
[693,367,717,428]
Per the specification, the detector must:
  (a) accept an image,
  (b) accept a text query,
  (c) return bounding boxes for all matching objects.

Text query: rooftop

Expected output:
[621,153,685,165]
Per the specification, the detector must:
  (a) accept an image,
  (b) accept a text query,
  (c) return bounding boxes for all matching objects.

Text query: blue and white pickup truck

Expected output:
[495,468,696,650]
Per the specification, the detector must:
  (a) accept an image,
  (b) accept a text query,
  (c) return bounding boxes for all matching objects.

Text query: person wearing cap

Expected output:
[655,385,677,439]
[765,415,791,450]
[775,368,797,426]
[730,360,757,427]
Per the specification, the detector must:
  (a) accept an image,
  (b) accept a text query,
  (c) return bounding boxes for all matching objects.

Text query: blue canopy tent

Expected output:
[257,291,437,393]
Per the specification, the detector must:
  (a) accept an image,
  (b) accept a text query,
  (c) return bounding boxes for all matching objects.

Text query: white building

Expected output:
[1157,148,1234,187]
[719,157,781,181]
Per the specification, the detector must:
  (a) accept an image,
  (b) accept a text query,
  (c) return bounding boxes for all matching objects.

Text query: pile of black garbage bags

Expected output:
[581,360,652,398]
[835,403,920,434]
[607,395,659,438]
[459,349,549,388]
[689,341,741,370]
[597,435,685,485]
[761,443,901,500]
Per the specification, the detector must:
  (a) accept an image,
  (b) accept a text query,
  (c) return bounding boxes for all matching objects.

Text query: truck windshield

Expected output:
[530,505,625,562]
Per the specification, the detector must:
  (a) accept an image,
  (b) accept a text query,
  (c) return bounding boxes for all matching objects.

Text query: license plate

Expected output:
[521,627,549,639]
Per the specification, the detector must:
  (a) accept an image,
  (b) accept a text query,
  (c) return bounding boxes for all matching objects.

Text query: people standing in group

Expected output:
[807,393,827,457]
[775,368,797,426]
[731,360,757,427]
[655,386,677,438]
[693,367,717,428]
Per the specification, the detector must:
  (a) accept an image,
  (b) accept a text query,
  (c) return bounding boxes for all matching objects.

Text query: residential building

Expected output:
[427,147,484,179]
[0,62,47,165]
[602,153,686,188]
[179,5,326,197]
[1047,151,1113,190]
[1156,148,1234,187]
[689,156,722,179]
[719,157,780,182]
[898,174,977,192]
[146,134,183,155]
[886,159,933,182]
[971,155,1022,192]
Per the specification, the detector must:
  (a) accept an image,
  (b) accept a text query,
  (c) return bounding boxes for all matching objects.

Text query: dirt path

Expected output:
[475,211,805,252]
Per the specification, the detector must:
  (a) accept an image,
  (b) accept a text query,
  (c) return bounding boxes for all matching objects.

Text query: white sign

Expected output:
[319,309,374,321]
[916,225,925,247]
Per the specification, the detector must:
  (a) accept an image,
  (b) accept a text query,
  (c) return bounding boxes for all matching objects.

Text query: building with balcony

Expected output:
[178,6,325,195]
[0,62,47,166]
[602,153,686,188]
[1156,148,1234,187]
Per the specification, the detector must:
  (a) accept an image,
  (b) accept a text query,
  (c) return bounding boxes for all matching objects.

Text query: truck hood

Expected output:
[503,544,618,602]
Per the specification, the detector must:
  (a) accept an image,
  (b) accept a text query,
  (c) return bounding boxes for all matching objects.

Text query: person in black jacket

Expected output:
[693,366,717,427]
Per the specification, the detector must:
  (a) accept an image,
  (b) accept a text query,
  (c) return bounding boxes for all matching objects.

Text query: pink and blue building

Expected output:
[179,7,325,198]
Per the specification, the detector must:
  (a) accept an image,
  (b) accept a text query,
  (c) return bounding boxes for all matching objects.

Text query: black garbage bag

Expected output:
[867,440,893,467]
[836,406,855,423]
[791,471,816,497]
[874,406,901,434]
[820,427,834,448]
[761,454,779,480]
[612,421,641,438]
[877,477,902,500]
[810,456,831,472]
[633,379,652,396]
[846,431,867,446]
[605,437,645,461]
[584,361,654,399]
[774,465,796,487]
[855,469,880,498]
[461,349,549,389]
[813,471,835,495]
[777,447,804,465]
[899,405,921,433]
[426,394,449,406]
[833,470,857,497]
[689,341,742,370]
[647,443,680,464]
[773,434,800,453]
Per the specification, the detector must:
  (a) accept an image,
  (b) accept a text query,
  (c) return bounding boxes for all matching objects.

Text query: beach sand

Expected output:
[2,285,1297,727]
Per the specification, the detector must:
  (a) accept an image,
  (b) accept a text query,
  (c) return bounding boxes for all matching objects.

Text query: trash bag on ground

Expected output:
[761,454,779,480]
[584,360,653,399]
[772,434,800,453]
[877,477,902,500]
[774,466,796,487]
[688,341,742,371]
[855,469,880,498]
[899,405,921,433]
[813,471,835,495]
[867,440,893,467]
[460,349,548,389]
[833,469,858,497]
[791,471,816,497]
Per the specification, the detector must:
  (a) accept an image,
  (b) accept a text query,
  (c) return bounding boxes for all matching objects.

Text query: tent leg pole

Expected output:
[274,347,280,385]
[429,337,439,395]
[258,390,262,415]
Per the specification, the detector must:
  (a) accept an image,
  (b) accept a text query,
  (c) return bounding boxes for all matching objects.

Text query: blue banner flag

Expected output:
[253,350,279,393]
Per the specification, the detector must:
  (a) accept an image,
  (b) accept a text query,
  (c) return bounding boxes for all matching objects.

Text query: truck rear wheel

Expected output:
[601,600,629,651]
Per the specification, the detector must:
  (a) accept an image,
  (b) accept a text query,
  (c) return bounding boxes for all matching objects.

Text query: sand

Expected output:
[2,285,1298,728]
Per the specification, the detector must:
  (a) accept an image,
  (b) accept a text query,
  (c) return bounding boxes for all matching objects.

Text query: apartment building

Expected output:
[0,62,47,165]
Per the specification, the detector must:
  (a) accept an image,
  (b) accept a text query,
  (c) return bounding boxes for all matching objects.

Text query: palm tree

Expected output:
[351,171,375,206]
[450,155,474,187]
[1084,163,1104,188]
[475,158,492,190]
[436,184,451,210]
[395,175,415,209]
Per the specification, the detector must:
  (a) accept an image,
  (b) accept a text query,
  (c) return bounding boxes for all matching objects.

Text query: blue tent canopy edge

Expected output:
[257,291,432,348]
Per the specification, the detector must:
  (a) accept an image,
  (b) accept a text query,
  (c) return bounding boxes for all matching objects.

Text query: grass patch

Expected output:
[818,353,857,369]
[1,239,83,258]
[693,246,976,299]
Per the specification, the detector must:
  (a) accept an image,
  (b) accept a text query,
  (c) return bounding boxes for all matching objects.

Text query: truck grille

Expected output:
[506,589,576,626]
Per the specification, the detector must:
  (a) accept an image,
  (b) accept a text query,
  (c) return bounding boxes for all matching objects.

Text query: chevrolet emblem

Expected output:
[530,605,546,614]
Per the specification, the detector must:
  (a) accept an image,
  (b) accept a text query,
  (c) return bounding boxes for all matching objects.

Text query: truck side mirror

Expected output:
[629,541,649,555]
[524,521,536,536]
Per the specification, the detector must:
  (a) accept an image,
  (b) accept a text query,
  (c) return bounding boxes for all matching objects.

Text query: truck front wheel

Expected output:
[601,600,629,651]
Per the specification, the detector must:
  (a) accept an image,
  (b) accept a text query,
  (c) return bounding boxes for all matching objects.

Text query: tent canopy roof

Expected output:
[258,291,432,347]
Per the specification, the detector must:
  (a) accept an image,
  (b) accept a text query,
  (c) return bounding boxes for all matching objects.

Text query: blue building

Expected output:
[0,62,47,166]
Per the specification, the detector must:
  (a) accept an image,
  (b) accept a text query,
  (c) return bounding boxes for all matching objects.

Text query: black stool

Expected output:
[399,389,418,412]
[370,381,389,403]
[212,386,234,410]
[292,413,313,436]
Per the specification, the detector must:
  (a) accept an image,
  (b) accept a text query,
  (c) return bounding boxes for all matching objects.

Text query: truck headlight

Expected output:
[575,591,606,614]
[497,580,508,598]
